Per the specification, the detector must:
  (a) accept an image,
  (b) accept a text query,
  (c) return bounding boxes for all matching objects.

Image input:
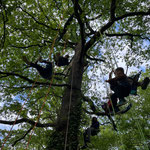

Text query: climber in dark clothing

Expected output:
[81,117,100,149]
[102,70,150,113]
[54,52,69,67]
[22,56,53,80]
[106,67,132,112]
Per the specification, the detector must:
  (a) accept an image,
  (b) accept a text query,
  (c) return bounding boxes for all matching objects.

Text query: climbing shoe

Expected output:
[130,90,137,95]
[141,77,150,90]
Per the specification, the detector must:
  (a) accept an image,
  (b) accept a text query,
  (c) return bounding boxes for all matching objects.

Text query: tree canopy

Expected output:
[0,0,150,149]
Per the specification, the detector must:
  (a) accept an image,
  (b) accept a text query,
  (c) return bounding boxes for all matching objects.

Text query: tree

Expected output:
[0,0,150,149]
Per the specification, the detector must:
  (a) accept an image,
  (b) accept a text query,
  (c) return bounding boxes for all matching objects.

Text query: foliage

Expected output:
[0,0,150,149]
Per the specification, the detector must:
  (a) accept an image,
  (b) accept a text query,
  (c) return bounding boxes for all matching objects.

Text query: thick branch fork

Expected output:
[0,118,55,127]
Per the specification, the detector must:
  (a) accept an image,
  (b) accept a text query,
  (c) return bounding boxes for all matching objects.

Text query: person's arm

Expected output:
[105,70,114,83]
[91,122,99,129]
[109,70,114,80]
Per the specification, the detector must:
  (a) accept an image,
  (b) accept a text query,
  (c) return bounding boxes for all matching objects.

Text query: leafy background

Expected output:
[0,0,150,149]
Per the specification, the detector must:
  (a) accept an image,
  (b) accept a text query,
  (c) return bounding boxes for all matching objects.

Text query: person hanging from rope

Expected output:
[105,67,132,112]
[81,117,100,149]
[54,52,69,67]
[102,69,150,113]
[22,56,53,80]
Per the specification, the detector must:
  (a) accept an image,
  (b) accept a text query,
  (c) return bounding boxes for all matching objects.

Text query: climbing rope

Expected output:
[111,49,118,68]
[64,65,74,150]
[99,65,115,115]
[25,11,65,149]
[25,76,54,149]
[106,57,148,149]
[1,20,59,148]
[100,63,126,149]
[1,76,39,150]
[49,14,64,60]
[1,3,69,150]
[25,32,59,150]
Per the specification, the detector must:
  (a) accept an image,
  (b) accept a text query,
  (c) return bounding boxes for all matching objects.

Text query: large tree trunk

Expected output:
[47,42,85,150]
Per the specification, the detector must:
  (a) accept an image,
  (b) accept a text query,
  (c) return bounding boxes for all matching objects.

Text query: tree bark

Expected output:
[47,42,85,150]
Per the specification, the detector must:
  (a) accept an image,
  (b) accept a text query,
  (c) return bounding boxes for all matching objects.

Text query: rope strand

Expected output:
[100,65,126,149]
[1,77,39,150]
[25,77,54,149]
[64,65,74,150]
[25,12,64,149]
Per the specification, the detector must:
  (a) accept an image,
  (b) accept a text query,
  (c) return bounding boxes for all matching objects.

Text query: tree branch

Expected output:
[83,107,117,131]
[116,10,150,21]
[105,32,140,37]
[44,39,76,49]
[0,118,56,127]
[86,14,102,21]
[72,0,86,56]
[105,32,150,40]
[19,6,57,30]
[0,71,69,87]
[110,0,117,21]
[105,32,150,47]
[107,115,117,131]
[84,15,102,36]
[86,54,105,62]
[82,95,107,116]
[85,22,96,35]
[37,0,50,22]
[85,10,150,52]
[12,127,33,147]
[56,13,74,42]
[0,1,8,49]
[11,44,45,49]
[82,95,117,130]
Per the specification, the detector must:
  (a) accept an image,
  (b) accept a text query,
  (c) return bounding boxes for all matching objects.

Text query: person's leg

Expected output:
[91,128,98,136]
[111,94,120,112]
[140,77,150,90]
[32,61,52,80]
[23,56,52,80]
[30,62,44,73]
[111,94,118,108]
[30,63,52,79]
[128,78,138,95]
[22,56,42,71]
[113,85,130,106]
[86,128,92,142]
[82,129,89,149]
[43,63,53,79]
[83,131,87,146]
[82,128,98,149]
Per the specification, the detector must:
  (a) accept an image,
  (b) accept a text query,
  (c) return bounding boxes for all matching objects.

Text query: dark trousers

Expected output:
[83,127,98,145]
[30,62,52,80]
[110,85,131,108]
[56,57,69,66]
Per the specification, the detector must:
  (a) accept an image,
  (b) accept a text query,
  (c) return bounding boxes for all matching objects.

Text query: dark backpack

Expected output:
[128,71,142,95]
